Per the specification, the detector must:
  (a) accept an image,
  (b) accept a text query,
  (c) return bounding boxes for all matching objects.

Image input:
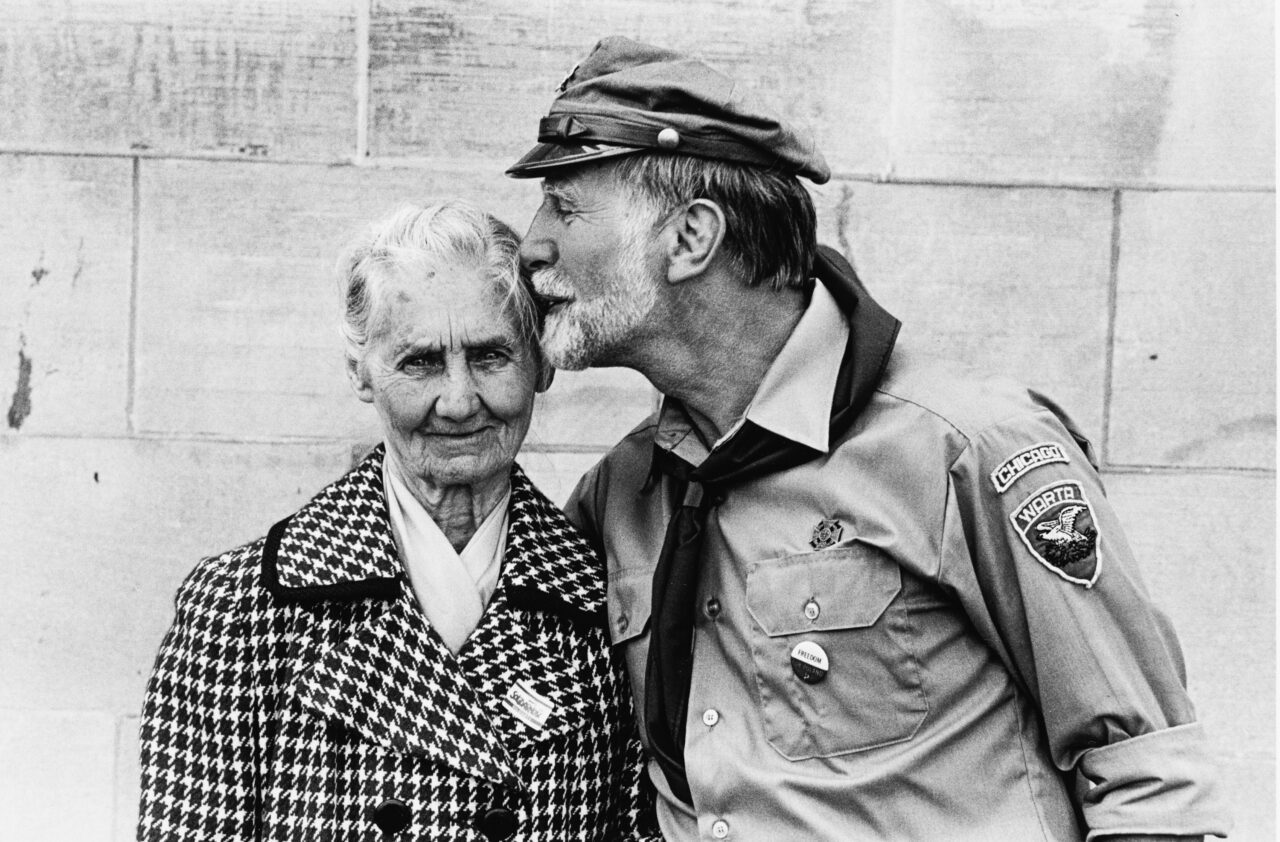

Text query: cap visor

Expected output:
[506,142,644,178]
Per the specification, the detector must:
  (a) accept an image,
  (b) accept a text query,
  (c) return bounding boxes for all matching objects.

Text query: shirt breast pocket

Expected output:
[746,543,928,760]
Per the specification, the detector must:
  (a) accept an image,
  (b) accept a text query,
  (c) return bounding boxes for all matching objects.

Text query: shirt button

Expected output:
[616,612,629,632]
[803,599,820,621]
[711,819,730,838]
[704,597,721,619]
[701,708,720,727]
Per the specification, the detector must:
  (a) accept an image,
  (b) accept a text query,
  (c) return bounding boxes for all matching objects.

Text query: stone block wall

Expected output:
[0,1,1273,838]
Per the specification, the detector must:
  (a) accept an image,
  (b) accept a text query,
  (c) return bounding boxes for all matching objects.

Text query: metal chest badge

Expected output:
[810,518,843,550]
[1010,480,1102,587]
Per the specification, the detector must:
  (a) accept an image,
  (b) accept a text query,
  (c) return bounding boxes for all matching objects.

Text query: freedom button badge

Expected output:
[790,640,829,684]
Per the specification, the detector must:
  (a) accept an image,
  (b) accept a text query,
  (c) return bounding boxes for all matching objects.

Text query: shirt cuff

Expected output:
[1078,722,1232,840]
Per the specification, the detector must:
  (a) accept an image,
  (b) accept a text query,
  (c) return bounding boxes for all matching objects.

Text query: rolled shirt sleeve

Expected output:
[945,402,1232,838]
[1078,721,1229,839]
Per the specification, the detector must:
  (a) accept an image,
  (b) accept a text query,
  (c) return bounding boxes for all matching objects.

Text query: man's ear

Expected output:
[666,199,726,285]
[346,355,375,403]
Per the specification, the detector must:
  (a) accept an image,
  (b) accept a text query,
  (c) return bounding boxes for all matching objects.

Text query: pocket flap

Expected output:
[606,567,654,645]
[747,544,901,636]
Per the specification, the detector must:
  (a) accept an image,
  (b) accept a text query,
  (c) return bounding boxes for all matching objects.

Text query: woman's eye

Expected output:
[400,354,443,373]
[474,350,510,367]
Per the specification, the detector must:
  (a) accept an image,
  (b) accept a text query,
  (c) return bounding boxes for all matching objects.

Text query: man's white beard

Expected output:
[534,230,658,371]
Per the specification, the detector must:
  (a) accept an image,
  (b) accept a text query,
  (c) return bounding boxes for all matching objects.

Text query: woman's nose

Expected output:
[434,368,481,420]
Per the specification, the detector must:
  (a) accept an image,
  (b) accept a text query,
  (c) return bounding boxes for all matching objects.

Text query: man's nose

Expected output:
[434,367,481,421]
[519,211,558,274]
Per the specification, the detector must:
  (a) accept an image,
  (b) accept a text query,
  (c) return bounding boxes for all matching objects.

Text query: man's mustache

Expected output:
[529,268,573,315]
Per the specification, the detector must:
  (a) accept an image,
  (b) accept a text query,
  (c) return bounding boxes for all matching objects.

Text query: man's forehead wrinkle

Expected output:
[544,173,625,220]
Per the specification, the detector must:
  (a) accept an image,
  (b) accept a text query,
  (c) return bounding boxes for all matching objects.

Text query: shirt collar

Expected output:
[656,280,849,460]
[731,280,847,452]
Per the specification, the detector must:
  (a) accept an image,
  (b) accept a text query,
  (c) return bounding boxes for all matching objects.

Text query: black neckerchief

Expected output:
[644,245,901,804]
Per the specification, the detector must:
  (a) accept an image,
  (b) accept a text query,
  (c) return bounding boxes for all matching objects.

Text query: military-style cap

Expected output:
[506,36,830,184]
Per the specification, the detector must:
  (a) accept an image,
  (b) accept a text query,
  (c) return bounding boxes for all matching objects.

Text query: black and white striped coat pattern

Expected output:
[138,447,653,841]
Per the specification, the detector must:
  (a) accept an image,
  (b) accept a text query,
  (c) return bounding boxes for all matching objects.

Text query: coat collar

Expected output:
[261,445,606,625]
[269,446,611,786]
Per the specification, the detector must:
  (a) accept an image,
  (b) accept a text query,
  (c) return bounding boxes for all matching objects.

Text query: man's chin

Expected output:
[540,325,595,371]
[542,346,592,371]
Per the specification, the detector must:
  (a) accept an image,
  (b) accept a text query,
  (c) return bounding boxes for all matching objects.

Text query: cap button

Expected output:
[657,127,681,149]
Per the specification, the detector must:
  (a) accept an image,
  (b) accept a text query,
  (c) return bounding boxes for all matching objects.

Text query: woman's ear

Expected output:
[666,199,726,285]
[535,357,556,393]
[346,354,375,403]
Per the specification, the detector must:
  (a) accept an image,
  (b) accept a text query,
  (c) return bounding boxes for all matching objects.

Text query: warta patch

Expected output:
[1010,480,1101,587]
[991,441,1069,493]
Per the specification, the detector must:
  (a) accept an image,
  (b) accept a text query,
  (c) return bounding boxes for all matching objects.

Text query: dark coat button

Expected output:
[477,806,519,841]
[369,799,412,835]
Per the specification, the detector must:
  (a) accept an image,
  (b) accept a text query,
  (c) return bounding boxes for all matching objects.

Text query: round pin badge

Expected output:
[790,640,829,684]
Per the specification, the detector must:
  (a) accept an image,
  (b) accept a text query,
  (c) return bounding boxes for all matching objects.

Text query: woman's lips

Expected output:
[424,427,491,441]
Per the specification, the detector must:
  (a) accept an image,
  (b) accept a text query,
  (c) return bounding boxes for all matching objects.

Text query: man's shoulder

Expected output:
[591,411,661,475]
[562,411,660,537]
[875,341,1058,440]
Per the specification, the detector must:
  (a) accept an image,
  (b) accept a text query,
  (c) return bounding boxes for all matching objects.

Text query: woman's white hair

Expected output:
[336,199,536,365]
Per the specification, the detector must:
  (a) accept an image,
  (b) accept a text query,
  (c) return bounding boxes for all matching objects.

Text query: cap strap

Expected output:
[537,112,795,172]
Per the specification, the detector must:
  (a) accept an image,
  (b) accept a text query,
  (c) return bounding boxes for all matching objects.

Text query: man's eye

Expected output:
[545,196,575,220]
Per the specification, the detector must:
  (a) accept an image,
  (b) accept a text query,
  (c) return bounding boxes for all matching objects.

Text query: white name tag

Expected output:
[503,680,556,732]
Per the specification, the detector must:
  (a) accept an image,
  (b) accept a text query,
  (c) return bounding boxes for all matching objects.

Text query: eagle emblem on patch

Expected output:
[1010,480,1101,587]
[810,518,843,550]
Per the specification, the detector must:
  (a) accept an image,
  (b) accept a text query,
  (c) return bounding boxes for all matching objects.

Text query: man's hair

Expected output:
[336,199,536,365]
[609,152,818,291]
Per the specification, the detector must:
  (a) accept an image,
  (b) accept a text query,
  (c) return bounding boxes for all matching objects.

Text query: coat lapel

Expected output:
[455,468,610,753]
[501,465,608,625]
[267,450,608,786]
[260,448,400,602]
[293,585,520,787]
[268,447,515,785]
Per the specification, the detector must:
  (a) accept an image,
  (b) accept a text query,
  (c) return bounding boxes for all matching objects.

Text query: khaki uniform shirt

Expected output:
[566,284,1230,841]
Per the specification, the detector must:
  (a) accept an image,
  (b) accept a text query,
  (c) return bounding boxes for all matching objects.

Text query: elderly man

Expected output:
[507,36,1230,842]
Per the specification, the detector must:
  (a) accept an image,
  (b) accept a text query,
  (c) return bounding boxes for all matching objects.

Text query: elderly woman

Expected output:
[137,200,652,840]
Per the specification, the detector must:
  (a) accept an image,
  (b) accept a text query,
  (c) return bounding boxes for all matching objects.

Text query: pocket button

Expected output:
[803,599,820,621]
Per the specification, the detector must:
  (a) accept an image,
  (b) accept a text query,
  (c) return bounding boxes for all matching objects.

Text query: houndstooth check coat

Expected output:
[138,447,655,841]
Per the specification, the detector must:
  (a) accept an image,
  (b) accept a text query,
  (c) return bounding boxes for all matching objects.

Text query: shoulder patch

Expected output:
[991,441,1069,493]
[1009,480,1101,587]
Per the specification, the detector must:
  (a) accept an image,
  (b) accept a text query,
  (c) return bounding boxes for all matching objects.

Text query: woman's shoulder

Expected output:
[174,535,270,613]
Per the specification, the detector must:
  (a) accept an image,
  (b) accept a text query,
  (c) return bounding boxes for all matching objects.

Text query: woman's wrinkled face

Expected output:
[350,261,539,492]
